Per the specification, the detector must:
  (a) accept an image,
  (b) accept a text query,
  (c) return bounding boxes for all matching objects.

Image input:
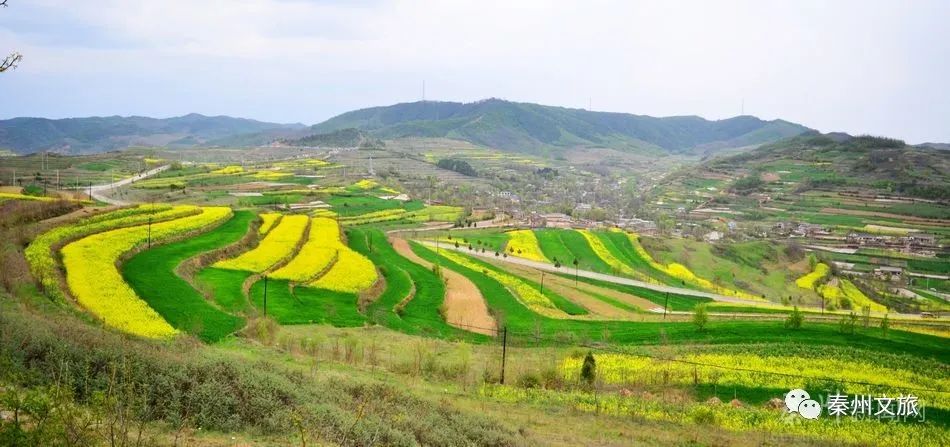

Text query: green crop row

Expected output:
[122,211,254,342]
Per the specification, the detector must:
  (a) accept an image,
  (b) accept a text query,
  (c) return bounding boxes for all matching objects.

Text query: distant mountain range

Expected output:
[0,113,304,154]
[308,99,813,155]
[0,99,822,155]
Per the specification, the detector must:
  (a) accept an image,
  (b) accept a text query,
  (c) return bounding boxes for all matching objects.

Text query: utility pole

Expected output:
[499,326,508,385]
[88,182,92,201]
[11,168,14,187]
[262,275,268,317]
[663,292,670,319]
[540,271,546,295]
[56,169,60,189]
[147,216,152,248]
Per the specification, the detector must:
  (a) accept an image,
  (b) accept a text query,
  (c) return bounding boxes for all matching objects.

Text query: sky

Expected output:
[2,0,949,143]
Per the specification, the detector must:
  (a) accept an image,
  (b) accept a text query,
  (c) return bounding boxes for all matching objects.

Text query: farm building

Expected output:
[873,266,903,281]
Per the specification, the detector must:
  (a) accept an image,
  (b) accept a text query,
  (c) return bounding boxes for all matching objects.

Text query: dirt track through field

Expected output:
[391,238,497,335]
[489,260,659,318]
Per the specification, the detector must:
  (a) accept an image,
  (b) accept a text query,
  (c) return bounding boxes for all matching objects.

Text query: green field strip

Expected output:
[196,267,255,313]
[597,231,685,287]
[442,246,589,316]
[415,243,950,361]
[248,279,366,326]
[555,273,711,311]
[535,229,615,274]
[122,210,254,342]
[350,229,488,340]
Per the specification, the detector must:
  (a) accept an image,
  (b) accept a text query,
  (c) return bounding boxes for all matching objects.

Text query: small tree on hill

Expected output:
[693,304,709,331]
[785,306,803,330]
[580,351,596,386]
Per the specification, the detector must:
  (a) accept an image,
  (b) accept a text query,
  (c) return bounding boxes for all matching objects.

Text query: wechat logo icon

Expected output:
[785,389,821,420]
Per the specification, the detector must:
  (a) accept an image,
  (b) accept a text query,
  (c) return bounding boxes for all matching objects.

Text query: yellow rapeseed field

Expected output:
[214,214,308,272]
[61,207,231,338]
[795,262,830,289]
[26,205,198,301]
[440,250,565,318]
[258,213,281,235]
[627,232,763,301]
[211,165,244,175]
[505,230,547,262]
[270,217,340,282]
[307,249,377,293]
[577,230,638,277]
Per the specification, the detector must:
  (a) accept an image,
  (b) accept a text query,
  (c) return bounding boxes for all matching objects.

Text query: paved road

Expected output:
[417,240,927,320]
[89,165,170,205]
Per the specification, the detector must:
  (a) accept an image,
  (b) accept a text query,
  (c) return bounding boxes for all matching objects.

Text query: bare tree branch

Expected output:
[0,52,22,72]
[1,0,20,73]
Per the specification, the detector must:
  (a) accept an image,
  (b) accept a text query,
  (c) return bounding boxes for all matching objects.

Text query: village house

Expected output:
[539,212,573,229]
[846,232,890,246]
[873,266,903,281]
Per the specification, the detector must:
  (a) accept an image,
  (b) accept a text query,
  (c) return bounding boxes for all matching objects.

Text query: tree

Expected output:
[692,304,709,331]
[580,351,596,385]
[784,306,803,329]
[880,313,890,337]
[1,1,22,73]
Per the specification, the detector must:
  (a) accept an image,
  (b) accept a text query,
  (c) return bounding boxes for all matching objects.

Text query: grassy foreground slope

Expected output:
[123,210,254,342]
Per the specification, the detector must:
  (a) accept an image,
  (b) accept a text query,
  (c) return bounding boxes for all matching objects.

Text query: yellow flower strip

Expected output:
[0,192,57,202]
[481,384,944,446]
[439,250,565,317]
[505,230,548,262]
[61,207,232,338]
[840,279,887,313]
[561,353,947,410]
[258,213,281,235]
[211,165,244,175]
[26,205,197,301]
[270,217,340,282]
[577,230,639,277]
[214,214,308,272]
[627,232,763,301]
[307,248,377,293]
[795,263,830,289]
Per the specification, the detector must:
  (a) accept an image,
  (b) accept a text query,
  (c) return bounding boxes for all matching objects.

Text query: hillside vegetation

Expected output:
[308,99,811,154]
[709,134,950,200]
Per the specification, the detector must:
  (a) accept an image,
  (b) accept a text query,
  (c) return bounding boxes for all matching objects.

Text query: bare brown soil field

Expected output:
[391,237,496,335]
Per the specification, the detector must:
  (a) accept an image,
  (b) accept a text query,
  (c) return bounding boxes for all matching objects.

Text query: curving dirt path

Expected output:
[391,237,497,335]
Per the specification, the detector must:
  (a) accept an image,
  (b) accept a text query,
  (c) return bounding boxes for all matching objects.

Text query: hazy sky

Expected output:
[2,0,949,143]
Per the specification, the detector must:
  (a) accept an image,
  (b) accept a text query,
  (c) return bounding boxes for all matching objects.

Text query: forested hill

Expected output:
[0,114,305,154]
[705,134,950,200]
[309,98,812,154]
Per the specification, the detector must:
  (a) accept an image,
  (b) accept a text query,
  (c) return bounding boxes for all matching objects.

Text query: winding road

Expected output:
[89,165,170,205]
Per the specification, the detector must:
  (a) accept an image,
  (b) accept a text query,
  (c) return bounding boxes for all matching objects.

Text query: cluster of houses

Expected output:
[846,232,938,249]
[771,221,832,238]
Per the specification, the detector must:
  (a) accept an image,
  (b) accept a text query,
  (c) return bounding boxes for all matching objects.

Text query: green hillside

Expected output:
[707,134,950,200]
[0,113,305,154]
[309,98,812,154]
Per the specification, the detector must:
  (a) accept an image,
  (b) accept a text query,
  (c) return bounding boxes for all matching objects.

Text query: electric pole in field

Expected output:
[540,270,546,295]
[664,292,670,319]
[499,326,508,385]
[147,216,152,248]
[262,275,268,317]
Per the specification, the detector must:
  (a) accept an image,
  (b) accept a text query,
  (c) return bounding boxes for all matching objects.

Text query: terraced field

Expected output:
[60,206,232,338]
[123,211,253,341]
